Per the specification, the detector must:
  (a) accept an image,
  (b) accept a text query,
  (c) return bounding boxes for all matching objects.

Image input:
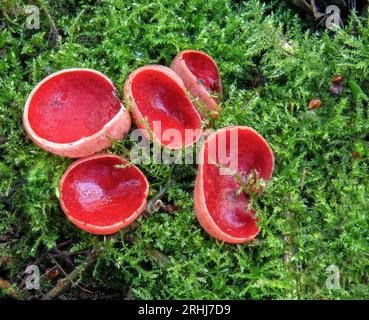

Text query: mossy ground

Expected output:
[0,0,368,299]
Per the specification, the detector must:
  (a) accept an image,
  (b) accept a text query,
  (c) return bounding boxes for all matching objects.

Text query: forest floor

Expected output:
[0,0,368,299]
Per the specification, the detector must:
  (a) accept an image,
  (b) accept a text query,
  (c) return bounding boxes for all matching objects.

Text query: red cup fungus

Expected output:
[171,50,222,118]
[124,65,203,149]
[59,154,149,235]
[194,126,274,244]
[23,68,131,158]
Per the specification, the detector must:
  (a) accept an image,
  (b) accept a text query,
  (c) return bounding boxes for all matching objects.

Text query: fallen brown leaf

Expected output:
[308,98,321,110]
[0,278,18,299]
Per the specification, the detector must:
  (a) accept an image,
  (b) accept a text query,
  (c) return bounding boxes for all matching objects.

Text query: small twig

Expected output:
[42,249,98,300]
[48,253,93,294]
[18,239,74,289]
[47,254,68,277]
[102,293,122,300]
[1,9,17,26]
[300,169,308,191]
[53,248,75,268]
[40,265,58,279]
[309,0,324,19]
[37,0,59,48]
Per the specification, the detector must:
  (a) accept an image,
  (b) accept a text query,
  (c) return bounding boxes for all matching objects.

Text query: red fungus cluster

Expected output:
[23,50,274,243]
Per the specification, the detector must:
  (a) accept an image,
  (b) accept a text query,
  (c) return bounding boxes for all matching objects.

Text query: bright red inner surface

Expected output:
[61,157,147,227]
[131,70,202,147]
[202,128,273,238]
[28,70,121,143]
[183,52,221,93]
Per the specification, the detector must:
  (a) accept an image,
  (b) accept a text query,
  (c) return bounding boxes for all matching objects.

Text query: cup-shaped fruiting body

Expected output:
[59,154,149,235]
[23,68,131,158]
[124,65,203,149]
[171,50,222,118]
[194,126,274,244]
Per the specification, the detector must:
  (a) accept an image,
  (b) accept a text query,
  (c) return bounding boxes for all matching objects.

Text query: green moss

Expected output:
[0,0,368,299]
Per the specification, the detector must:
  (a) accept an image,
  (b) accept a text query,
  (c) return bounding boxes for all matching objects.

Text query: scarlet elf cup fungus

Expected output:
[170,50,222,118]
[59,154,149,235]
[23,68,131,158]
[124,65,202,149]
[194,126,274,244]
